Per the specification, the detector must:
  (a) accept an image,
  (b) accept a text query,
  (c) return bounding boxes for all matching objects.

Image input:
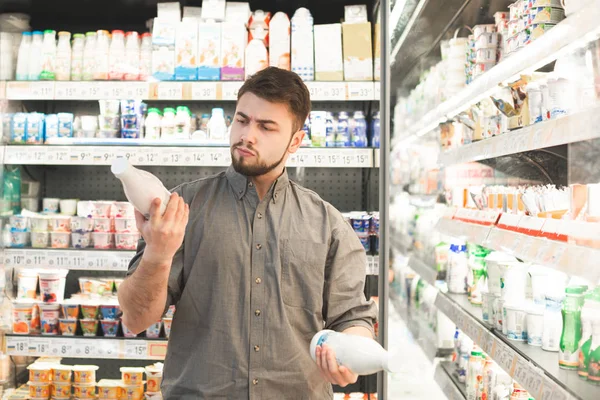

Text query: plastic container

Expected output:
[71,232,91,248]
[28,363,53,382]
[40,30,57,80]
[30,216,50,232]
[49,215,71,232]
[61,302,80,319]
[94,30,110,80]
[108,30,126,80]
[73,382,96,398]
[12,300,35,334]
[145,109,162,140]
[39,302,61,335]
[28,31,44,80]
[31,231,49,248]
[99,304,121,320]
[10,231,29,247]
[29,381,51,398]
[55,31,71,81]
[208,108,227,141]
[122,321,138,338]
[71,33,85,80]
[163,317,173,339]
[92,232,113,249]
[121,384,145,400]
[91,201,113,218]
[93,217,112,233]
[59,318,77,336]
[80,278,113,296]
[114,217,137,233]
[113,202,135,218]
[10,215,29,231]
[80,319,99,336]
[72,365,99,384]
[161,108,176,139]
[504,304,528,341]
[145,365,163,393]
[145,321,162,339]
[115,233,140,250]
[82,32,97,81]
[50,232,70,248]
[16,31,31,81]
[121,367,145,385]
[38,270,68,303]
[52,380,72,398]
[52,364,72,382]
[559,285,587,369]
[98,379,121,399]
[80,303,100,319]
[101,319,119,337]
[17,269,38,299]
[527,306,544,346]
[59,199,78,216]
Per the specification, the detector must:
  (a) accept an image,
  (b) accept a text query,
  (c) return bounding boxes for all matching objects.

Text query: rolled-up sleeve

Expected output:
[322,221,378,335]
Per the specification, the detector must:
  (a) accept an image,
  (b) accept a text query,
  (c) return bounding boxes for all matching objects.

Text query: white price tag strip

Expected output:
[5,249,134,270]
[124,340,149,359]
[191,82,218,100]
[306,82,346,101]
[6,336,28,354]
[54,82,82,100]
[29,338,51,355]
[288,149,373,168]
[221,82,243,100]
[157,82,183,100]
[125,82,150,99]
[4,146,47,164]
[346,82,375,100]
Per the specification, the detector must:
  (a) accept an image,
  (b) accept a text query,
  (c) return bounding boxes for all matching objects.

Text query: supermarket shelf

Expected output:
[0,81,379,101]
[5,334,167,360]
[434,362,467,400]
[391,229,413,256]
[400,2,600,141]
[3,145,375,168]
[438,107,600,166]
[2,248,134,271]
[435,217,600,286]
[407,256,438,287]
[435,291,597,400]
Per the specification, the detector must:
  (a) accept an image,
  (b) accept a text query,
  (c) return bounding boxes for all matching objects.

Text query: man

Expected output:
[119,67,378,399]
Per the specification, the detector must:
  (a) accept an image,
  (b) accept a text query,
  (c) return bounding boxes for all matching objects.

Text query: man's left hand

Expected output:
[315,344,358,387]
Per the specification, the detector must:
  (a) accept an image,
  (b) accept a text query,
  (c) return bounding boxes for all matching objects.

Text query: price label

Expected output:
[191,82,218,100]
[347,82,375,100]
[5,249,26,266]
[481,333,495,355]
[31,82,55,99]
[54,82,82,99]
[157,83,183,100]
[101,83,126,99]
[161,149,185,165]
[549,244,568,266]
[540,383,553,400]
[221,82,243,100]
[125,82,150,99]
[29,338,50,355]
[125,340,148,358]
[204,148,231,166]
[117,252,135,270]
[79,82,101,100]
[70,148,94,164]
[47,251,74,268]
[88,254,110,270]
[96,340,119,357]
[523,368,544,398]
[495,342,516,374]
[183,148,208,165]
[306,82,325,100]
[27,250,48,267]
[136,148,161,165]
[6,337,28,354]
[46,146,70,164]
[513,358,529,385]
[93,148,117,165]
[74,340,96,357]
[51,340,74,356]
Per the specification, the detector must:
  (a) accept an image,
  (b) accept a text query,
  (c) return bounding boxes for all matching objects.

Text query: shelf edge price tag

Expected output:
[74,339,96,357]
[157,82,183,100]
[31,82,55,99]
[191,82,218,100]
[221,82,243,100]
[54,82,81,99]
[125,82,150,99]
[6,337,28,354]
[29,338,50,355]
[51,339,74,356]
[347,82,375,100]
[124,340,148,358]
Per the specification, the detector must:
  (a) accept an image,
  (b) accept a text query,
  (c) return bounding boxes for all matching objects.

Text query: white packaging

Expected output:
[527,306,544,346]
[140,33,152,80]
[504,304,527,341]
[15,32,30,81]
[175,18,199,80]
[225,2,251,24]
[157,2,181,21]
[27,31,43,80]
[269,12,290,70]
[124,32,140,80]
[152,18,177,47]
[220,22,246,81]
[245,39,268,79]
[202,0,227,21]
[55,31,71,81]
[94,30,110,80]
[152,46,175,81]
[108,30,126,80]
[40,30,56,80]
[197,22,221,80]
[183,6,203,19]
[291,8,314,81]
[82,32,96,81]
[314,24,343,81]
[70,33,84,81]
[344,5,368,23]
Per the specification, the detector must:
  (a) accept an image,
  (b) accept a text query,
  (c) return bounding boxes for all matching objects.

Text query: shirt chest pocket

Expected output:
[280,239,328,311]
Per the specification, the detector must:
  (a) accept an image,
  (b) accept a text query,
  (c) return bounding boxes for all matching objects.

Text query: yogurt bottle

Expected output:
[124,31,140,80]
[145,108,162,140]
[108,30,126,80]
[82,32,96,81]
[16,32,31,81]
[335,112,350,147]
[94,30,110,80]
[40,30,56,81]
[371,111,380,148]
[208,108,227,141]
[71,33,85,81]
[27,31,43,81]
[325,112,335,147]
[140,33,152,81]
[161,108,176,139]
[55,31,71,81]
[351,111,368,147]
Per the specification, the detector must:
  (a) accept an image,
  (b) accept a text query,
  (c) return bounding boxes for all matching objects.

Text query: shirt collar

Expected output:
[226,165,290,202]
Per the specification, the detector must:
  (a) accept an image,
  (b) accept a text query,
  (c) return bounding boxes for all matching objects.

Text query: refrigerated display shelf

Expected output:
[5,334,167,360]
[398,1,600,141]
[2,248,134,271]
[434,361,467,400]
[390,229,412,256]
[407,256,438,287]
[437,106,600,166]
[2,145,375,168]
[0,81,379,101]
[435,217,600,286]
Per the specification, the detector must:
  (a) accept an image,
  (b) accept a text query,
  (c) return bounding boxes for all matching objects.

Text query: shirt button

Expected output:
[254,345,260,352]
[253,379,259,385]
[255,243,262,250]
[255,277,262,284]
[257,212,263,219]
[255,309,261,316]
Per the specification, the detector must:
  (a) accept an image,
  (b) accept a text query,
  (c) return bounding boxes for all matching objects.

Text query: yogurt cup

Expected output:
[39,302,61,335]
[529,6,565,24]
[12,300,35,334]
[73,382,97,398]
[50,232,70,248]
[71,232,91,249]
[80,319,99,336]
[93,217,112,233]
[28,363,53,382]
[80,278,113,296]
[97,129,120,138]
[114,217,138,233]
[145,365,163,393]
[72,365,99,384]
[28,381,51,398]
[356,233,370,252]
[113,202,135,218]
[52,381,72,398]
[351,215,370,233]
[121,367,145,385]
[92,232,113,249]
[43,198,60,213]
[61,302,80,319]
[527,307,544,346]
[52,364,73,382]
[121,320,138,338]
[146,392,164,400]
[59,318,78,336]
[59,199,78,216]
[120,383,144,400]
[77,201,95,218]
[505,304,528,341]
[163,317,173,339]
[97,379,121,399]
[91,201,113,218]
[30,216,50,232]
[49,215,71,232]
[38,270,68,303]
[31,231,50,248]
[98,115,120,130]
[10,215,29,231]
[115,233,140,250]
[100,319,120,337]
[146,320,162,339]
[17,269,39,299]
[100,304,121,320]
[70,216,94,233]
[10,231,29,247]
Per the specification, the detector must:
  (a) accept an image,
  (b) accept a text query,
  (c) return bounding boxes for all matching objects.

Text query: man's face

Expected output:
[230,92,304,177]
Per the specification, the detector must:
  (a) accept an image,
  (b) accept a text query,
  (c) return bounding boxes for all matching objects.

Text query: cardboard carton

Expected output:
[314,24,343,81]
[342,22,373,81]
[197,22,222,80]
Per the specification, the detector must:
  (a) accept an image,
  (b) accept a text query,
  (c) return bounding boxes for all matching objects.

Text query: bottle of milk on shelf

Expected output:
[55,31,72,81]
[82,31,96,81]
[111,158,171,218]
[208,108,227,141]
[310,330,399,375]
[40,30,56,80]
[108,30,126,80]
[71,33,85,81]
[94,30,110,80]
[28,31,43,80]
[16,31,31,81]
[124,31,140,80]
[145,108,162,140]
[139,33,152,81]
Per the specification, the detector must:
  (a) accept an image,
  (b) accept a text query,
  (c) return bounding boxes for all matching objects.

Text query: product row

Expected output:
[343,211,380,255]
[1,2,378,83]
[26,360,163,400]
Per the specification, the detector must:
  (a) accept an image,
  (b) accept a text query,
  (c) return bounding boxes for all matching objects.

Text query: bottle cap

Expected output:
[22,32,32,36]
[148,108,162,115]
[163,108,176,114]
[142,32,152,38]
[112,30,125,35]
[73,33,85,38]
[566,285,588,295]
[85,31,96,36]
[43,30,56,35]
[58,31,70,37]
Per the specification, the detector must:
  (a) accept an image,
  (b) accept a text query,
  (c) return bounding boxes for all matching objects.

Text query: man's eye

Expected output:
[236,119,247,124]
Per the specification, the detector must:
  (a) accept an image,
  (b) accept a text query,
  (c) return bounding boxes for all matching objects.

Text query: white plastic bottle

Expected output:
[111,158,171,217]
[208,108,227,141]
[27,31,43,80]
[447,239,469,294]
[55,31,72,81]
[124,31,140,80]
[40,30,56,80]
[161,108,176,139]
[309,330,399,375]
[139,33,152,81]
[108,30,126,80]
[145,108,162,140]
[82,31,96,81]
[94,30,110,80]
[71,33,85,81]
[15,32,31,81]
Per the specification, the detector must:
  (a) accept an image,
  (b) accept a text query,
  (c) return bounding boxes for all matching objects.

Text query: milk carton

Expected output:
[221,22,247,81]
[201,0,226,21]
[175,17,198,80]
[245,39,268,79]
[342,22,373,81]
[197,22,221,80]
[291,8,314,81]
[269,12,290,70]
[152,46,175,81]
[314,24,343,81]
[152,18,177,47]
[183,7,202,19]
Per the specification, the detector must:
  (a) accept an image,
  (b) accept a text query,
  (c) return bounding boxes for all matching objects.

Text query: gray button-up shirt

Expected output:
[127,166,378,400]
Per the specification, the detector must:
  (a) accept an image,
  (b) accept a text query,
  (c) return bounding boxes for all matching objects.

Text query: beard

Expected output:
[231,141,289,177]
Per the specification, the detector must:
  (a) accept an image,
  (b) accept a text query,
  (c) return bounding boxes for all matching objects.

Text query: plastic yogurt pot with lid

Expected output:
[121,367,145,385]
[27,362,54,382]
[38,269,68,303]
[72,365,99,384]
[52,364,73,382]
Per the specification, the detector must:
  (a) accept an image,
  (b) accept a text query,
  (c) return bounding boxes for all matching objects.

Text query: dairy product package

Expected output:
[225,2,251,24]
[57,113,74,138]
[245,39,269,79]
[202,0,227,21]
[345,5,368,23]
[269,12,290,70]
[11,113,27,143]
[291,8,315,81]
[197,22,222,80]
[152,18,177,47]
[44,114,59,141]
[183,6,202,19]
[157,2,181,21]
[342,22,373,81]
[314,24,343,81]
[26,113,45,144]
[175,18,199,80]
[221,22,247,80]
[152,46,175,81]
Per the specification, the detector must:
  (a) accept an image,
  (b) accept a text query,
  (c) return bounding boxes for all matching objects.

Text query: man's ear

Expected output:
[288,130,305,153]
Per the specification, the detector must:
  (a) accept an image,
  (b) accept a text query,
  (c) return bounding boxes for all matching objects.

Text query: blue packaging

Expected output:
[175,66,198,81]
[11,113,28,143]
[325,113,335,147]
[44,114,59,141]
[26,113,45,144]
[2,113,13,141]
[121,114,140,130]
[351,111,368,148]
[351,215,371,233]
[57,113,74,138]
[371,111,380,148]
[357,234,370,252]
[197,66,220,80]
[121,129,141,139]
[335,112,350,147]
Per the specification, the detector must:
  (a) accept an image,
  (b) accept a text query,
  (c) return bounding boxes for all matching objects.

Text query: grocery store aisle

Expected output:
[387,300,447,400]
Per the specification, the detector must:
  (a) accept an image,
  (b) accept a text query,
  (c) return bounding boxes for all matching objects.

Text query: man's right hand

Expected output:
[135,192,190,266]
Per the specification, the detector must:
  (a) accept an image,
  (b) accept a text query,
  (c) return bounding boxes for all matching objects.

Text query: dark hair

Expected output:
[237,67,311,133]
